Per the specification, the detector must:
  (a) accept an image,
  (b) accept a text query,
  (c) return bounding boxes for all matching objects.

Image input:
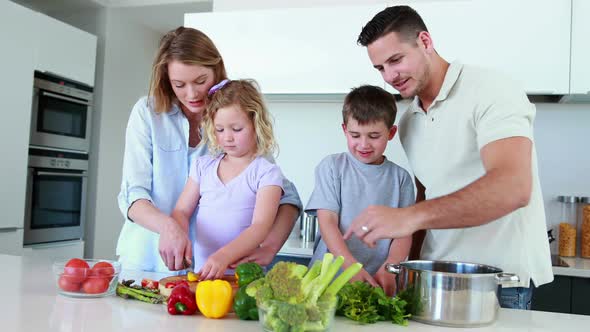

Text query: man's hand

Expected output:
[158,219,192,271]
[343,205,419,247]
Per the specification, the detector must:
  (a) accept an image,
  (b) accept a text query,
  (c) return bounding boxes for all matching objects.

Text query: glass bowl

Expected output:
[52,259,121,298]
[257,297,337,332]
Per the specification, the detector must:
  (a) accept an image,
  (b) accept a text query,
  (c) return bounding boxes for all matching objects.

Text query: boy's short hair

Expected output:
[342,85,397,128]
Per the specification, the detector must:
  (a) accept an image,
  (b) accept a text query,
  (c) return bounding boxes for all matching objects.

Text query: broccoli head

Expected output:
[266,261,308,303]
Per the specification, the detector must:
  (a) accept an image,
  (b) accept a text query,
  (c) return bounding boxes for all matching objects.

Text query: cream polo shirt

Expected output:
[399,61,553,288]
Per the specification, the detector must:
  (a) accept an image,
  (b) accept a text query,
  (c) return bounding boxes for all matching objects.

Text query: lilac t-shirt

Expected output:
[189,154,284,272]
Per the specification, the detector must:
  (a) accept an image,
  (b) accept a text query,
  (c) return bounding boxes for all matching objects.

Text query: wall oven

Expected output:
[23,148,88,245]
[30,71,93,152]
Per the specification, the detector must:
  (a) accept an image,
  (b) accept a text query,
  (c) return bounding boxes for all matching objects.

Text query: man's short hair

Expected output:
[357,5,428,46]
[342,85,397,128]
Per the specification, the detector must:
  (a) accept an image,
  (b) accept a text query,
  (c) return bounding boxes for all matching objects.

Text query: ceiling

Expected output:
[11,0,212,33]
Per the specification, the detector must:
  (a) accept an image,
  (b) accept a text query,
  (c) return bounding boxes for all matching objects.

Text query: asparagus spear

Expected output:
[116,283,166,304]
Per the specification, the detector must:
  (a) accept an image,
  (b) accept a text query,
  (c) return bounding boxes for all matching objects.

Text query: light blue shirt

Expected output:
[116,97,302,273]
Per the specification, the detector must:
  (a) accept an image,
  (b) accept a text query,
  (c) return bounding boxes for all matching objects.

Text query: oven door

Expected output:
[29,88,92,152]
[23,168,87,245]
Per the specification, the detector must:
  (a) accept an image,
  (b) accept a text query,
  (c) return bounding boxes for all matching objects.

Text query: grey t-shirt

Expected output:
[305,152,415,275]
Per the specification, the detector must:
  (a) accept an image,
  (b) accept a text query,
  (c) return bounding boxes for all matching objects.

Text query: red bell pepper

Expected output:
[165,280,189,289]
[167,283,197,315]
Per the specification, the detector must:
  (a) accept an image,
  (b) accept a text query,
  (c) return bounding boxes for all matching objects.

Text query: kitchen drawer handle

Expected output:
[0,227,19,232]
[42,91,91,106]
[37,171,87,178]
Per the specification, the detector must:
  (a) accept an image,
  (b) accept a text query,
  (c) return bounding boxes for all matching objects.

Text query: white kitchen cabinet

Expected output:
[570,0,590,95]
[0,229,24,256]
[186,5,385,94]
[35,12,97,86]
[190,1,572,95]
[0,1,37,233]
[23,240,85,260]
[385,0,571,95]
[466,0,570,94]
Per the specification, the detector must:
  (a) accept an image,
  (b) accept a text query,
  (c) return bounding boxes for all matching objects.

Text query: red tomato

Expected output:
[82,277,110,294]
[58,275,82,292]
[141,278,158,289]
[65,258,90,269]
[64,258,90,283]
[91,261,115,279]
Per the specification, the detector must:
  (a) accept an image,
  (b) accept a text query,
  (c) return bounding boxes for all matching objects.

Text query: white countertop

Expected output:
[553,256,590,278]
[278,235,314,257]
[3,254,590,332]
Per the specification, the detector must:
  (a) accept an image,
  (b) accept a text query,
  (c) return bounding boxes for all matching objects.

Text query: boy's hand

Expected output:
[374,265,396,297]
[350,268,379,287]
[198,251,231,280]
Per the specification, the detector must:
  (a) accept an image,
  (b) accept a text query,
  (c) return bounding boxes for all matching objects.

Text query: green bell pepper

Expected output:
[233,286,259,320]
[234,262,264,287]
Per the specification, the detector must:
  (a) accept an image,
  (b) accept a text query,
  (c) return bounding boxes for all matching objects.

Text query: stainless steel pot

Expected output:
[386,260,519,327]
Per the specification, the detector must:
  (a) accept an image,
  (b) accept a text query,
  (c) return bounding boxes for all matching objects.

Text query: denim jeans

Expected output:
[499,285,534,310]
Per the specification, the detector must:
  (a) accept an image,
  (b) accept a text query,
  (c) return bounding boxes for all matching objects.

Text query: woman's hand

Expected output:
[349,268,379,287]
[158,218,192,271]
[198,251,232,280]
[374,265,396,297]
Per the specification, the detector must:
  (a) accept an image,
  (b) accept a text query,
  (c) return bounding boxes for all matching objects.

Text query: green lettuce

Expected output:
[336,281,410,325]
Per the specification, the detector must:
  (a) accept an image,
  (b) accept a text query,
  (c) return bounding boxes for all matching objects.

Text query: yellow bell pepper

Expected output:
[187,271,198,282]
[196,279,233,319]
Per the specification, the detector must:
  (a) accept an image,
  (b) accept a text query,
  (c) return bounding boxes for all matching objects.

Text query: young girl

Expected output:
[171,79,284,280]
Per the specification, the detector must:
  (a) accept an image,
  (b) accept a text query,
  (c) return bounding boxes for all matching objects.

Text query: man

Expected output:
[343,5,553,309]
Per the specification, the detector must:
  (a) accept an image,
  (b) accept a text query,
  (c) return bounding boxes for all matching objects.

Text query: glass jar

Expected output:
[580,197,590,259]
[558,195,578,257]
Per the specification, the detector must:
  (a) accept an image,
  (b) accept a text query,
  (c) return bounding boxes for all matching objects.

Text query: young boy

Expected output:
[305,85,414,296]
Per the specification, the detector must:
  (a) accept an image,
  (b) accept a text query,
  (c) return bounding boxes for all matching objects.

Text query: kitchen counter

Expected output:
[553,256,590,278]
[3,254,590,332]
[278,235,314,257]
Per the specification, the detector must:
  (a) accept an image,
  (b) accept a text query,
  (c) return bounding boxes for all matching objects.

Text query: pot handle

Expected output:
[495,273,520,285]
[385,263,401,274]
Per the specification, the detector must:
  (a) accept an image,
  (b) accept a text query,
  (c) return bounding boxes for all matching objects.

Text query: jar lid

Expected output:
[580,197,590,203]
[558,196,579,203]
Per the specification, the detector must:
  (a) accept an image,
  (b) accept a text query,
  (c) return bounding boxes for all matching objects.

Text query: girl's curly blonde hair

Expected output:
[202,80,277,157]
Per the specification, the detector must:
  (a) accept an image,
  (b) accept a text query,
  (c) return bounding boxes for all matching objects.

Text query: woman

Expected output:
[116,27,302,273]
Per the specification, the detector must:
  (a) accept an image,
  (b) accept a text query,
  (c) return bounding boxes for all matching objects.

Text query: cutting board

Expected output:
[158,274,239,298]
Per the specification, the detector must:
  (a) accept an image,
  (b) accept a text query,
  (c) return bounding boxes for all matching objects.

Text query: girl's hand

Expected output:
[158,218,192,271]
[374,265,396,297]
[350,268,379,287]
[198,251,231,280]
[229,245,276,268]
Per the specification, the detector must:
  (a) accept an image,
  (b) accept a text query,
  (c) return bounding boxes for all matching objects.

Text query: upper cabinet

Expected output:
[187,0,576,96]
[407,0,571,94]
[35,14,98,86]
[186,5,386,94]
[570,0,590,95]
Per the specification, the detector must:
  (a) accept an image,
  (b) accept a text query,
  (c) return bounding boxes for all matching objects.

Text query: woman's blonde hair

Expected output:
[148,27,227,114]
[203,80,277,157]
